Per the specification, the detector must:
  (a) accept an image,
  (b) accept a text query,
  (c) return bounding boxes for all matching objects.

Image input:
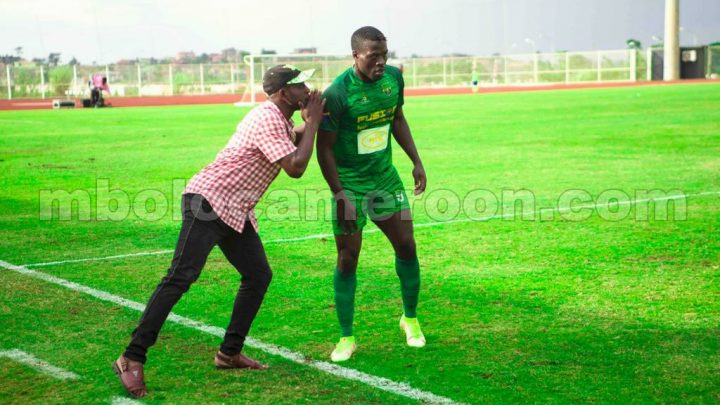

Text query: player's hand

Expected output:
[412,163,427,195]
[300,90,325,124]
[335,192,358,235]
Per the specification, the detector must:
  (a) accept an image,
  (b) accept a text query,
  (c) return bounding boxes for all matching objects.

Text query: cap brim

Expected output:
[287,68,315,84]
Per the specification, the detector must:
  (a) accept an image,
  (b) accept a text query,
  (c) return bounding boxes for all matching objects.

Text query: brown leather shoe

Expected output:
[112,355,147,398]
[214,351,267,370]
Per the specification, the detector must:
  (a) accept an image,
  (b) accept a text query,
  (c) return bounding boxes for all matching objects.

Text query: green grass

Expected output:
[1,82,719,403]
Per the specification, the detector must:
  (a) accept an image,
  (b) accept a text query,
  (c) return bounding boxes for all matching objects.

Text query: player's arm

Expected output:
[316,129,343,193]
[278,91,325,178]
[317,129,357,234]
[392,106,427,195]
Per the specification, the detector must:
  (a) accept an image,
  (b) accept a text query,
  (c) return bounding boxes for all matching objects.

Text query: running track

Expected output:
[0,79,716,111]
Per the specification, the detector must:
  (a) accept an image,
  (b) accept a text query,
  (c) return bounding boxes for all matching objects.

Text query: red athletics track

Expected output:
[0,79,716,111]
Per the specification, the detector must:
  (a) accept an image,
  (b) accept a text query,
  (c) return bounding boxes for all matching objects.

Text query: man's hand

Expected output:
[299,90,325,123]
[335,191,358,235]
[413,163,427,195]
[412,163,427,195]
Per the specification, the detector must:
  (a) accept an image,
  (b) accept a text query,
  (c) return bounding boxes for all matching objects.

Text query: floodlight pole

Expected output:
[663,0,680,80]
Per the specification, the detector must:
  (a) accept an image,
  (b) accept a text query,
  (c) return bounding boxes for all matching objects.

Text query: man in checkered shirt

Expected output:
[113,65,325,399]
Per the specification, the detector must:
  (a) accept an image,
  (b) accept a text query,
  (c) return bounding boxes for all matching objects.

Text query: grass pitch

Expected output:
[1,82,719,403]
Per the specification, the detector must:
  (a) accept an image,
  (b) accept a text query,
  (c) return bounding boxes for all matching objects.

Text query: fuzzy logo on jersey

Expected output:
[356,106,396,130]
[357,124,390,154]
[383,86,392,96]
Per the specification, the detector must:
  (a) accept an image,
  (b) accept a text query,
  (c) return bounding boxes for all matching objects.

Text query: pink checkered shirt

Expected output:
[184,101,297,233]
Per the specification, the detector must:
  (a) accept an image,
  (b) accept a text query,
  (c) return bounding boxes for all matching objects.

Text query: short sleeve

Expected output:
[393,66,405,107]
[256,118,297,163]
[319,84,345,133]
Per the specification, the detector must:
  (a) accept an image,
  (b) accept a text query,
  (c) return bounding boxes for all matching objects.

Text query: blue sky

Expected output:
[1,0,718,63]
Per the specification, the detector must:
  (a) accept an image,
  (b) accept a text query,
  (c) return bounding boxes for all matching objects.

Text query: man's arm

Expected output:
[292,123,305,146]
[392,106,426,195]
[278,91,325,178]
[317,129,357,234]
[316,129,343,193]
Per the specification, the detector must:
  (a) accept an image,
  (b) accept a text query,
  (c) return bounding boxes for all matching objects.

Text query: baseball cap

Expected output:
[263,64,315,95]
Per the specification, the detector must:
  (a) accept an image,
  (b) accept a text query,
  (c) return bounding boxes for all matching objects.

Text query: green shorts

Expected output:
[331,170,411,235]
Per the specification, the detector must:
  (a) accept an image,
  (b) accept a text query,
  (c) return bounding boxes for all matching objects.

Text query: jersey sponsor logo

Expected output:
[356,106,396,124]
[357,124,389,155]
[383,86,392,96]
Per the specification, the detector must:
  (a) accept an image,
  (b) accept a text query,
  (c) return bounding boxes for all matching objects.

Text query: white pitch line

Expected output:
[26,250,174,268]
[21,191,720,269]
[110,396,144,405]
[266,232,335,243]
[0,260,459,405]
[0,349,80,380]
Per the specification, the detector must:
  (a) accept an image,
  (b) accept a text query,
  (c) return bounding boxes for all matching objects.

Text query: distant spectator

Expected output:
[89,74,110,107]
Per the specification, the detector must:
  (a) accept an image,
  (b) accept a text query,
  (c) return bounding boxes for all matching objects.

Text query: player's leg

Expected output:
[330,231,363,361]
[329,192,367,361]
[372,209,420,316]
[370,186,425,347]
[373,211,425,347]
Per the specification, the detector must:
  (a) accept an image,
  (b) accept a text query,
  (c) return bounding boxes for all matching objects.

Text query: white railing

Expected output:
[2,47,717,101]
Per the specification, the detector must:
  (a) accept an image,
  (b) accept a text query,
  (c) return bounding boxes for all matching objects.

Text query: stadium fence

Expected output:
[1,47,719,101]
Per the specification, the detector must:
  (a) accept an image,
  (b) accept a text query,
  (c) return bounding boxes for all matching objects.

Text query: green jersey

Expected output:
[320,65,404,193]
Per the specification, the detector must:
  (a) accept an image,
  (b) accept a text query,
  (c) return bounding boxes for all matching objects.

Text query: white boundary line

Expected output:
[25,250,174,268]
[21,191,720,269]
[0,349,80,380]
[0,260,459,405]
[110,396,144,405]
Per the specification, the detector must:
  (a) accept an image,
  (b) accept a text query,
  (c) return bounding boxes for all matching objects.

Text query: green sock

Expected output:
[395,256,420,318]
[334,268,356,337]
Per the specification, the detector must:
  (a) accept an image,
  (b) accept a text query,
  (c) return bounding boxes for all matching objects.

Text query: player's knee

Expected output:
[395,238,417,260]
[337,249,359,273]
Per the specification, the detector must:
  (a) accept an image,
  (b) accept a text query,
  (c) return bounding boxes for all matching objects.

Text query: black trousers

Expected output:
[124,193,272,364]
[91,88,101,106]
